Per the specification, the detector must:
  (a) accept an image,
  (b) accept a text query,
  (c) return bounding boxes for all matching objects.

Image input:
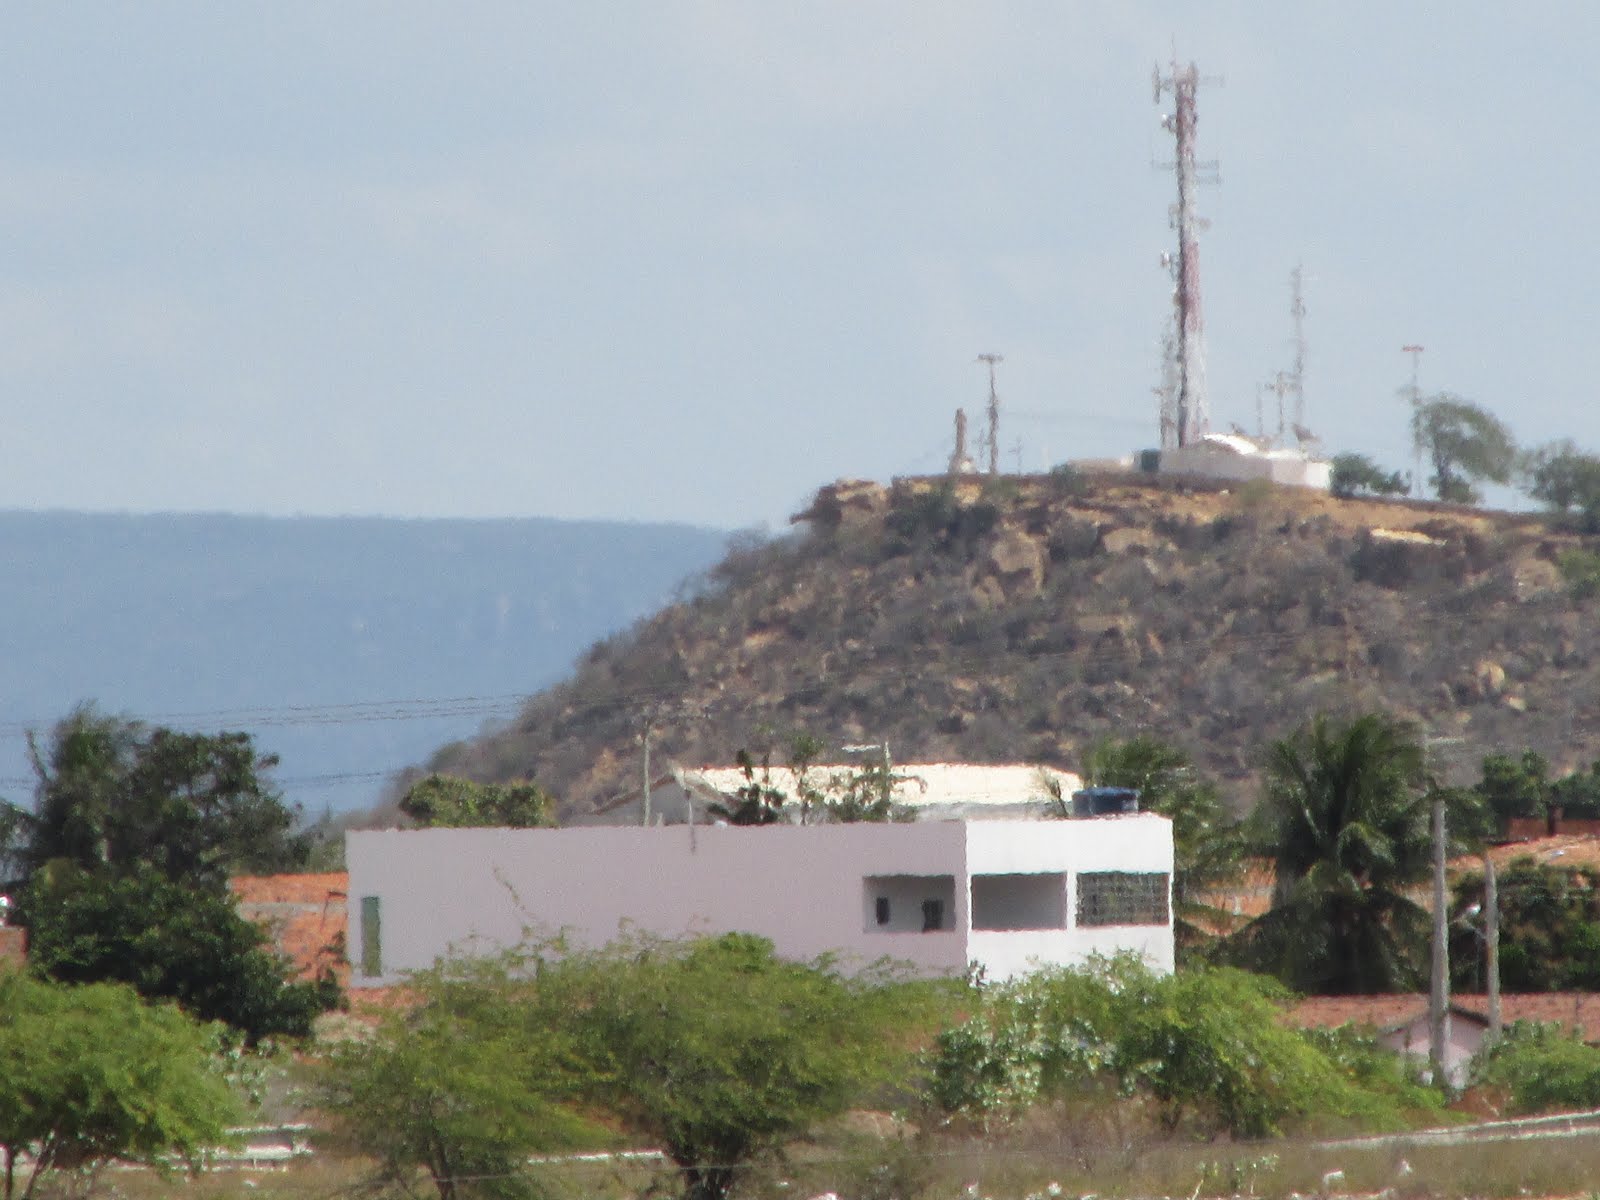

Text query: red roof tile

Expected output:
[1288,992,1600,1039]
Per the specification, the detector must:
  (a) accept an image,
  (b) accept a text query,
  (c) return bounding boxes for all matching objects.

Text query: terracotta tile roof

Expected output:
[230,872,348,986]
[1288,992,1600,1039]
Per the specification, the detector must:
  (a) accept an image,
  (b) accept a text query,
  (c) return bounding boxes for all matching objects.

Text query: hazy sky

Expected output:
[3,3,1595,530]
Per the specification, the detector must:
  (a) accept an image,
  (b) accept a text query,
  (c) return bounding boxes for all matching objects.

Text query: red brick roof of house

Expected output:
[230,872,348,987]
[1288,992,1600,1039]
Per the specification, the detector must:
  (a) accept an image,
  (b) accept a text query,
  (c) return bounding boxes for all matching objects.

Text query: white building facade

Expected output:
[345,816,1173,987]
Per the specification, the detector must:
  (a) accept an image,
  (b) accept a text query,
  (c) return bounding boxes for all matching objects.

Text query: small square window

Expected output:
[874,896,891,926]
[921,898,944,932]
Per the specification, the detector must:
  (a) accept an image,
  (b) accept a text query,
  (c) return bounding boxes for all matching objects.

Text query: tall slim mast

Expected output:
[1288,264,1307,432]
[1154,56,1217,448]
[977,353,1004,475]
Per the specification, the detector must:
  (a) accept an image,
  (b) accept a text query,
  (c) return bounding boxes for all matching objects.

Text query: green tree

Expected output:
[399,774,555,828]
[0,972,239,1200]
[707,749,789,825]
[1223,712,1447,994]
[1470,750,1600,830]
[1523,440,1600,532]
[1078,736,1242,954]
[20,864,335,1044]
[0,706,332,1039]
[2,705,308,892]
[1329,453,1409,500]
[320,953,596,1200]
[1411,395,1517,503]
[555,933,917,1200]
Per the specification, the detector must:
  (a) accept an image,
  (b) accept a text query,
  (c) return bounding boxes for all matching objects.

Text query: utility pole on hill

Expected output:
[978,353,1004,475]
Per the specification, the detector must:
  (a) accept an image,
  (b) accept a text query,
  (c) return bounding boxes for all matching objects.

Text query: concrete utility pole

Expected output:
[1485,853,1501,1043]
[640,723,654,826]
[1429,796,1450,1086]
[977,353,1003,475]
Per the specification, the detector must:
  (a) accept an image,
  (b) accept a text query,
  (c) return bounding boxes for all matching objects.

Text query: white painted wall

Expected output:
[346,816,1174,986]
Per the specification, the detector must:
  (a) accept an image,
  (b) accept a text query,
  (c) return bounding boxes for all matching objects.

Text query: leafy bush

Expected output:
[1471,1021,1600,1113]
[928,957,1431,1138]
[1557,548,1600,601]
[1330,453,1409,499]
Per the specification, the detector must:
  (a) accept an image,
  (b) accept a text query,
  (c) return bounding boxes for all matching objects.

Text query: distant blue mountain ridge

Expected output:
[0,510,728,816]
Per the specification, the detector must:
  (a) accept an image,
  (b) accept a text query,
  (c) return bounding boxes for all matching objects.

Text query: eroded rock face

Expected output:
[791,479,889,529]
[984,527,1045,597]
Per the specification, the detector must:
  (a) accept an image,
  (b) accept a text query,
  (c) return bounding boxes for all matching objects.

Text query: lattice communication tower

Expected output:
[1153,56,1219,449]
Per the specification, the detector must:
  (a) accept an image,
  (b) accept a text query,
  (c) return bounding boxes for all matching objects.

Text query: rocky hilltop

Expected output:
[416,472,1600,819]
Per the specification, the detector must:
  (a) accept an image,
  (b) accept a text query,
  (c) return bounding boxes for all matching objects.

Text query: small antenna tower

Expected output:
[1288,264,1307,431]
[1153,53,1219,449]
[977,353,1004,475]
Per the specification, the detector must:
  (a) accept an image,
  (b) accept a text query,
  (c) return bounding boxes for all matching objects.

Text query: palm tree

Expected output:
[1223,712,1436,994]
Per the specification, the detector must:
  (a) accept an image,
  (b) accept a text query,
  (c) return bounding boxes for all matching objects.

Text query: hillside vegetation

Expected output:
[420,472,1600,819]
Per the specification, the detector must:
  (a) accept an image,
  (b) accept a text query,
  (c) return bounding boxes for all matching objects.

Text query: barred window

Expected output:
[1075,872,1169,927]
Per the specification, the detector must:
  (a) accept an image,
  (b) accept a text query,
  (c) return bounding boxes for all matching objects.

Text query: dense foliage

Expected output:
[1524,440,1600,532]
[929,957,1440,1138]
[1450,858,1600,992]
[1,706,333,1039]
[1330,453,1409,499]
[1221,713,1450,993]
[1473,749,1600,825]
[321,955,596,1200]
[1471,1020,1600,1114]
[554,933,928,1200]
[1411,395,1518,503]
[323,934,941,1200]
[0,972,239,1200]
[398,773,555,828]
[21,865,334,1043]
[1,705,308,890]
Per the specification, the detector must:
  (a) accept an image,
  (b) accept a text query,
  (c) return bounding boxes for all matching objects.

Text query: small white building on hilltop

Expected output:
[345,816,1174,988]
[1159,432,1331,490]
[578,762,1083,826]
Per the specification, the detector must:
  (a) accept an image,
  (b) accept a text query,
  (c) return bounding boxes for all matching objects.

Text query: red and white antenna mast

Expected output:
[1154,55,1219,449]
